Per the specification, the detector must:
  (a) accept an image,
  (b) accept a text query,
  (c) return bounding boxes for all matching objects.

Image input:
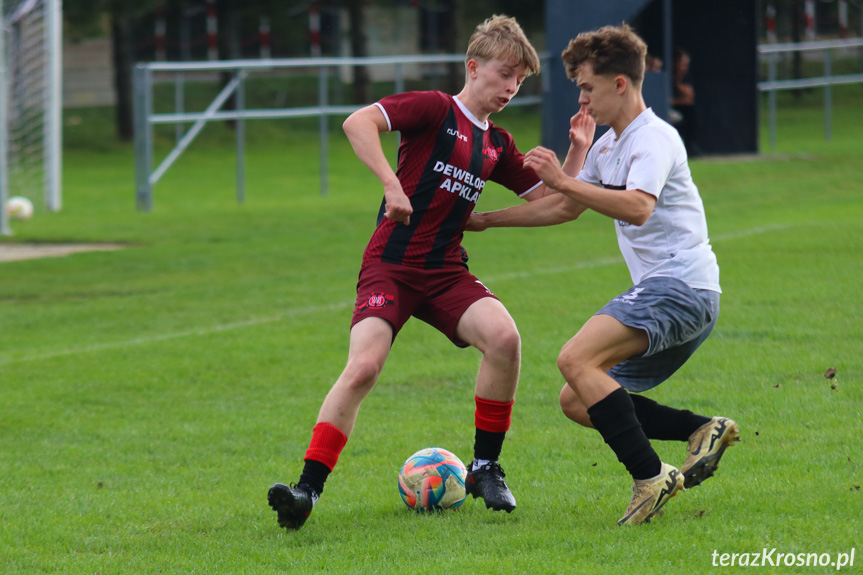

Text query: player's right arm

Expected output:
[468,109,594,232]
[467,192,583,231]
[343,105,412,225]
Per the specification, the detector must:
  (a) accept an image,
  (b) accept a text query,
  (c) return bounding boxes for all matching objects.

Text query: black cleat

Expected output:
[465,461,516,512]
[268,483,314,530]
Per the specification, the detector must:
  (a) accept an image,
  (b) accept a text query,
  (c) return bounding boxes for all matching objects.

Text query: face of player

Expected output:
[576,62,623,128]
[466,58,528,120]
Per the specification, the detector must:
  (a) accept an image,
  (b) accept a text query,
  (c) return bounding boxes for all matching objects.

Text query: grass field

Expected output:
[2,84,862,574]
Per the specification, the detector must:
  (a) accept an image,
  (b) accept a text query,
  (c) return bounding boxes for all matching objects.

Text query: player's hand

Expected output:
[383,183,412,225]
[464,212,489,232]
[524,147,566,190]
[569,105,596,150]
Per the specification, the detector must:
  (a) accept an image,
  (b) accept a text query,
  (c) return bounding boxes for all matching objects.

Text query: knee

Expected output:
[342,357,384,391]
[559,384,592,427]
[556,343,585,384]
[484,323,521,362]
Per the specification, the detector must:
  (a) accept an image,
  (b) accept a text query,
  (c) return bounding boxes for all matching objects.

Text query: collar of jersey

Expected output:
[453,96,489,131]
[614,107,655,142]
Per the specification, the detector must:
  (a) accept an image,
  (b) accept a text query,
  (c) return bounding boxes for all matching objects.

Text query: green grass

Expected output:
[2,86,862,574]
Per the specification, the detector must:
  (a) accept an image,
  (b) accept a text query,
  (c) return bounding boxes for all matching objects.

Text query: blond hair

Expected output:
[561,23,647,85]
[465,15,541,76]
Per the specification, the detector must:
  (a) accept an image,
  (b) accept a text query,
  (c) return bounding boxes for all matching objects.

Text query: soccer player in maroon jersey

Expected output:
[268,15,594,530]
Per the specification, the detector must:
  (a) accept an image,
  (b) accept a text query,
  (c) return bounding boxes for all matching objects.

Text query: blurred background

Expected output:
[3,0,862,227]
[52,0,863,142]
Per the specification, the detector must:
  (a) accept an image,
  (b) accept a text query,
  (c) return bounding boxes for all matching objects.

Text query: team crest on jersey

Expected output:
[358,292,395,312]
[483,146,503,163]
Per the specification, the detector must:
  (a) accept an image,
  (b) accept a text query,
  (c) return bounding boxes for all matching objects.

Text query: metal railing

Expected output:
[133,55,545,211]
[758,38,863,150]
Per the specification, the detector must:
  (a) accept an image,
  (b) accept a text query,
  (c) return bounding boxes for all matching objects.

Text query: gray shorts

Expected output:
[597,276,720,392]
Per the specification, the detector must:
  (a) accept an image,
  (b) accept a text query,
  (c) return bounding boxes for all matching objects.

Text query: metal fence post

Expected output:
[824,48,832,142]
[236,69,246,204]
[133,64,154,211]
[0,0,9,236]
[394,63,404,153]
[44,0,62,212]
[319,63,329,197]
[768,54,777,151]
[174,72,185,143]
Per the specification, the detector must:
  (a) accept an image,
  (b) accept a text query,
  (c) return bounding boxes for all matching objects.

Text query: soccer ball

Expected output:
[398,447,467,511]
[6,196,34,221]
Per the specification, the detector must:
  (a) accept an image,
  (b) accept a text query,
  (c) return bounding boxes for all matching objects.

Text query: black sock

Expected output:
[630,394,711,441]
[298,459,330,496]
[587,388,662,481]
[473,428,506,462]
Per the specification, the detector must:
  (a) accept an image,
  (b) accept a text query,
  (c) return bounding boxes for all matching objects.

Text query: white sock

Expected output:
[471,458,492,471]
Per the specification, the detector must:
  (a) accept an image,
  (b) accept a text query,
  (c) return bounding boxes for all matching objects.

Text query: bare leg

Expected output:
[455,297,521,401]
[556,313,648,408]
[559,384,594,428]
[315,317,394,437]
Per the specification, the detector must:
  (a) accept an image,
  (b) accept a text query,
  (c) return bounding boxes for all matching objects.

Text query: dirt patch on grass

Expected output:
[0,243,125,263]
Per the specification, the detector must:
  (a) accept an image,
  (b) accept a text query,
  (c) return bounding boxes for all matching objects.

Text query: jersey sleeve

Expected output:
[576,143,602,185]
[625,128,678,198]
[487,127,542,197]
[374,91,450,133]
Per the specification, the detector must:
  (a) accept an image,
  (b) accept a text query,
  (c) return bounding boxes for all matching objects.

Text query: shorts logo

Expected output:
[614,287,644,306]
[358,292,395,312]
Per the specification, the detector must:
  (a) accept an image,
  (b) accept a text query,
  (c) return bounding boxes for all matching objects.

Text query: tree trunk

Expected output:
[217,0,242,127]
[445,0,464,95]
[791,1,803,99]
[110,1,133,141]
[347,0,371,104]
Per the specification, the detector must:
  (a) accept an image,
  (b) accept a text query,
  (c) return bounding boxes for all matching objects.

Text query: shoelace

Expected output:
[476,461,507,483]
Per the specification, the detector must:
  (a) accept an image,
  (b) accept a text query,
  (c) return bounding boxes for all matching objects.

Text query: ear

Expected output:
[466,58,480,79]
[615,75,628,95]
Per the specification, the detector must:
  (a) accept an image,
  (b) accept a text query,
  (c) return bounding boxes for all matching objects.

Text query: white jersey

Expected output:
[577,108,720,292]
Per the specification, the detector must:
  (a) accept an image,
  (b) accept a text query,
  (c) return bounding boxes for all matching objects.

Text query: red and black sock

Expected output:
[299,422,348,496]
[473,396,514,462]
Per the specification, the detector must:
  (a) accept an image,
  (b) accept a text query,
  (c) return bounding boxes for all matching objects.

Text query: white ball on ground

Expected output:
[5,196,34,221]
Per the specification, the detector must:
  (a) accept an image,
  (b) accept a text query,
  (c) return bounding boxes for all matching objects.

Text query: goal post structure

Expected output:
[1,0,62,236]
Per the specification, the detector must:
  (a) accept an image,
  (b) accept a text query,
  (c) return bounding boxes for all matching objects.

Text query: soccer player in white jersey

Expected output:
[467,24,739,525]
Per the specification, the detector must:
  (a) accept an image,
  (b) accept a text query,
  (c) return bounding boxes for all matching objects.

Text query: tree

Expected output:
[345,0,371,104]
[64,0,160,141]
[109,1,136,140]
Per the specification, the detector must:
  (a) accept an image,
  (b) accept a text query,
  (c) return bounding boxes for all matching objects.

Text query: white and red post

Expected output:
[206,0,218,60]
[259,16,272,59]
[838,0,848,39]
[804,0,816,41]
[309,2,321,57]
[155,4,167,61]
[766,4,777,43]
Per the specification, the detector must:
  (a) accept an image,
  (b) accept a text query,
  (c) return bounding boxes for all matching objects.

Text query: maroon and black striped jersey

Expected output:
[361,91,542,269]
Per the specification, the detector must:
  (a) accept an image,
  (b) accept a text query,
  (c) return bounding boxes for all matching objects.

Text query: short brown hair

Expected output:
[466,15,541,76]
[561,24,647,85]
